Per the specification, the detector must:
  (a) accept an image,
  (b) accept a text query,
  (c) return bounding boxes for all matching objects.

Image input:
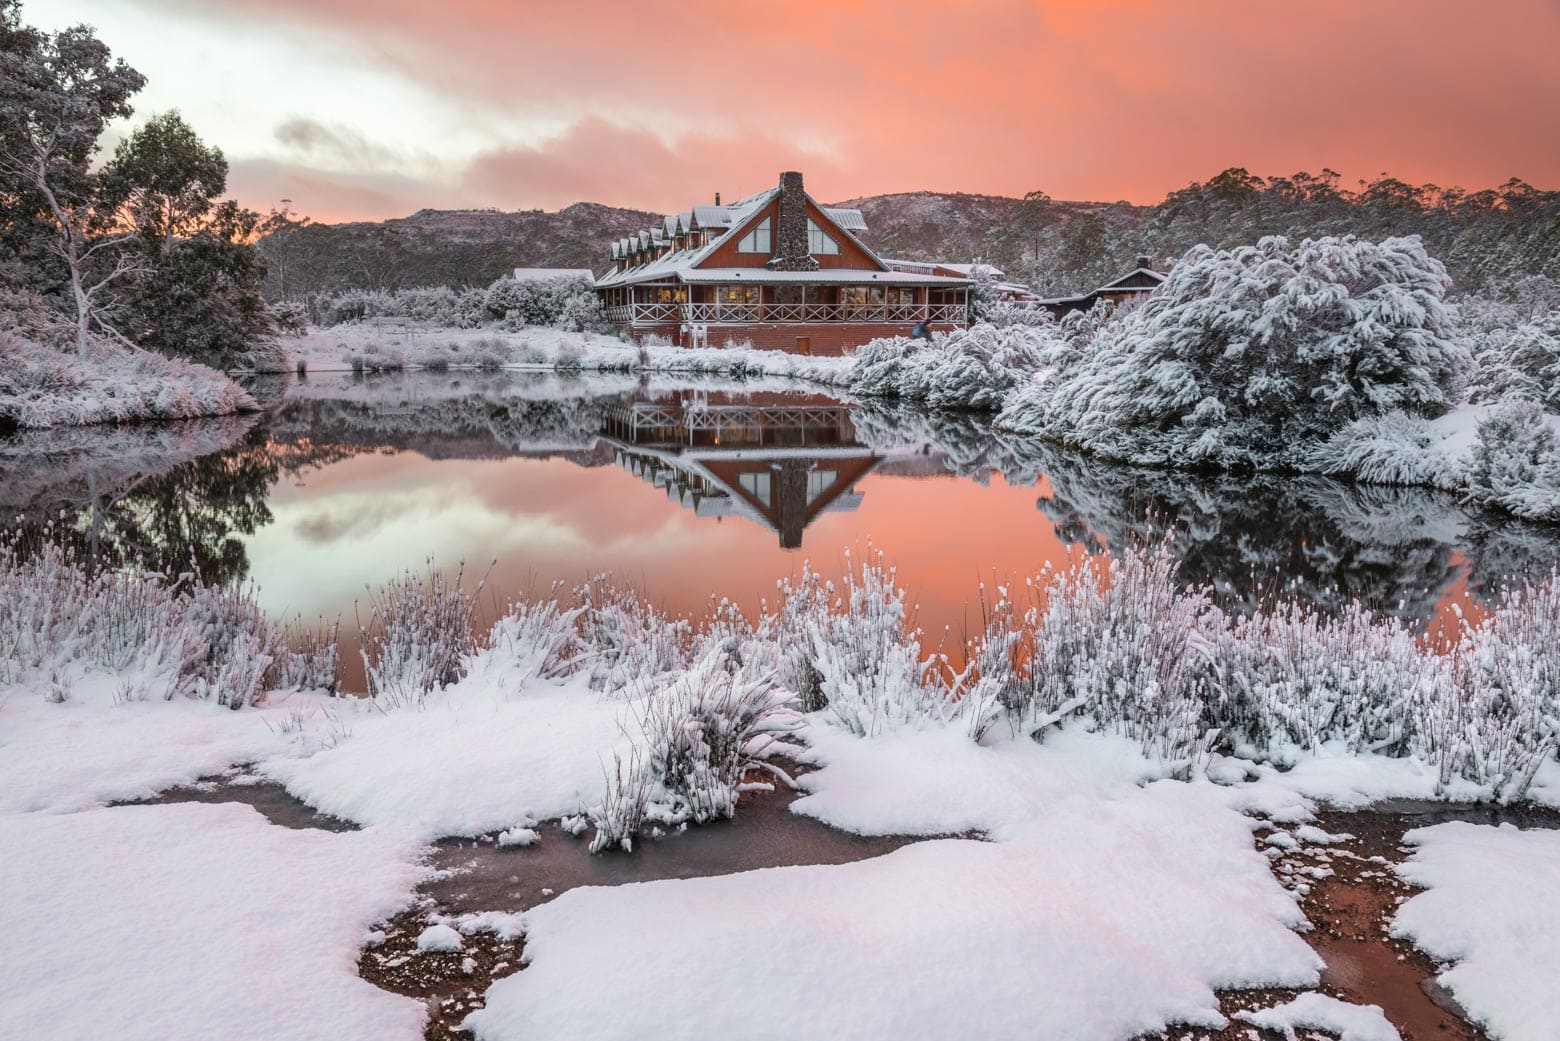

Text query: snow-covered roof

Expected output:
[678,268,969,285]
[882,259,1007,279]
[512,267,595,285]
[1098,267,1166,290]
[822,207,868,232]
[597,178,885,289]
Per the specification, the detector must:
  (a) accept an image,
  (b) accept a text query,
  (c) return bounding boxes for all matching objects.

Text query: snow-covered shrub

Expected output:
[634,650,801,826]
[588,751,648,854]
[1449,571,1560,802]
[1467,308,1560,412]
[1216,601,1437,760]
[357,559,487,706]
[847,322,1058,412]
[573,579,692,695]
[482,597,582,685]
[268,301,309,337]
[1464,397,1560,522]
[0,333,256,429]
[0,534,335,705]
[484,276,609,333]
[999,235,1471,469]
[1028,542,1222,772]
[1307,412,1463,490]
[778,550,951,736]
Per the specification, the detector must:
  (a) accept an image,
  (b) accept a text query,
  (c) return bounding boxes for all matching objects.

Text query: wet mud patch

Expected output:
[1255,801,1560,1041]
[122,774,357,831]
[359,909,524,1041]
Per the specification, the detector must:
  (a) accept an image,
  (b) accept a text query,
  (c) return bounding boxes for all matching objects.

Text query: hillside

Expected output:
[257,201,660,300]
[260,172,1559,303]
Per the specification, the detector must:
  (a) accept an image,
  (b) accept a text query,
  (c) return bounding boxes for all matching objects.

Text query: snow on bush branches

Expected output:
[996,234,1470,468]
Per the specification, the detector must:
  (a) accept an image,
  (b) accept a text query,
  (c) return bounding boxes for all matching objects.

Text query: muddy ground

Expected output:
[133,777,1560,1040]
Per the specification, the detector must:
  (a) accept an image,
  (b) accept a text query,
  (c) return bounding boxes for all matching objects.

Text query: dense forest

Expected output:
[259,169,1560,303]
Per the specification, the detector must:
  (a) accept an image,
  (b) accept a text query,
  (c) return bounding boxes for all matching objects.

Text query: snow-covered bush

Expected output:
[1464,397,1560,522]
[483,276,610,333]
[1027,542,1222,773]
[0,534,337,704]
[0,333,256,429]
[776,551,952,736]
[1448,571,1560,802]
[999,235,1471,469]
[1466,306,1560,412]
[848,321,1059,412]
[1306,412,1463,490]
[357,559,487,706]
[1216,601,1436,760]
[634,650,800,825]
[573,579,692,695]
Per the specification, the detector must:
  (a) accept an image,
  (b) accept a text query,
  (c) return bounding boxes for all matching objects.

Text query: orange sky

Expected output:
[28,0,1560,221]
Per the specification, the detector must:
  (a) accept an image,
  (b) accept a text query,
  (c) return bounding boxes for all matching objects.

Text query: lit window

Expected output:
[808,219,839,255]
[737,217,772,254]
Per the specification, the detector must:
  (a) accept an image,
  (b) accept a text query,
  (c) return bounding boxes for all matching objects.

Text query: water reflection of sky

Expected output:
[247,450,1074,652]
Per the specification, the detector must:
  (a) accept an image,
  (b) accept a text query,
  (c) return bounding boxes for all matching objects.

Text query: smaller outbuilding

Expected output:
[1036,257,1165,317]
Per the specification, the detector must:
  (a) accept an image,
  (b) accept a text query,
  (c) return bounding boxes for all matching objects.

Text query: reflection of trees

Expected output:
[851,399,1560,631]
[1,418,277,586]
[1034,453,1466,628]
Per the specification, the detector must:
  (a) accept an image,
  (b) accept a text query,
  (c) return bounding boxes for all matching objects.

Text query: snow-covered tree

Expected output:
[999,235,1472,469]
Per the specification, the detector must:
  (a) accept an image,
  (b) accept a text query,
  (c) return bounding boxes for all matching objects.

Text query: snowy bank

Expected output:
[0,803,428,1041]
[465,787,1319,1041]
[1392,822,1560,1041]
[0,335,256,429]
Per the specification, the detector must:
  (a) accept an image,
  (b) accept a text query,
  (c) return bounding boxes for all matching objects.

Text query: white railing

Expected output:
[610,301,967,325]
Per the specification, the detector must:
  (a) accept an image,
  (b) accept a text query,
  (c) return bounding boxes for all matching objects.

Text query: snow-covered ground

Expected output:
[280,322,852,385]
[0,802,429,1041]
[1392,822,1560,1041]
[3,538,1559,1039]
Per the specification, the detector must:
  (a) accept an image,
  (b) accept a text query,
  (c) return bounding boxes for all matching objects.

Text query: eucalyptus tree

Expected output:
[0,0,145,354]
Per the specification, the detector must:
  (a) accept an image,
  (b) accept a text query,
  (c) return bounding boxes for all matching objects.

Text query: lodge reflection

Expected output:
[4,376,1558,634]
[604,393,879,549]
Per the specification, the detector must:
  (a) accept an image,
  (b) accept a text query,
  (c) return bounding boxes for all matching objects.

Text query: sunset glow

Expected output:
[22,0,1560,220]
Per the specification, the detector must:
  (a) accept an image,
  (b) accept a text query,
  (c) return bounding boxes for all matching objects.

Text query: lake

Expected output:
[4,369,1557,692]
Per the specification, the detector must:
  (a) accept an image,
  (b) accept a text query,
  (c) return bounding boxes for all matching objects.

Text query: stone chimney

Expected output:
[767,171,820,272]
[715,192,721,206]
[1136,255,1152,269]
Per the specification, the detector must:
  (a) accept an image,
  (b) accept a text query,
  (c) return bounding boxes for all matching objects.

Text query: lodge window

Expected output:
[655,286,687,304]
[738,470,772,506]
[737,217,772,254]
[928,288,960,306]
[807,218,839,255]
[840,286,885,308]
[718,285,760,306]
[887,287,916,305]
[806,469,837,504]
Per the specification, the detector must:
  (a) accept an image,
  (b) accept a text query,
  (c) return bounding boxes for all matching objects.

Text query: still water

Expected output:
[4,370,1557,691]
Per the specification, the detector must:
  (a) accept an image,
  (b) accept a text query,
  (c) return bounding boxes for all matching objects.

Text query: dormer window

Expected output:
[737,217,772,254]
[807,218,839,255]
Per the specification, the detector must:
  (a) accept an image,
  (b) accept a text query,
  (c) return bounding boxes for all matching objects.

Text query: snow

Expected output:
[0,670,335,815]
[1235,993,1401,1041]
[465,776,1319,1041]
[497,825,540,847]
[0,802,427,1041]
[1392,822,1560,1041]
[260,670,630,841]
[415,922,464,953]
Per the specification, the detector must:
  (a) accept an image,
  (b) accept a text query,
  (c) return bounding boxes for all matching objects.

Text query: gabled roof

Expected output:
[596,178,892,288]
[1098,267,1166,290]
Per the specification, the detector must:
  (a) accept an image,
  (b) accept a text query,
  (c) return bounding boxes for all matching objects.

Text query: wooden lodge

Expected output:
[595,171,972,355]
